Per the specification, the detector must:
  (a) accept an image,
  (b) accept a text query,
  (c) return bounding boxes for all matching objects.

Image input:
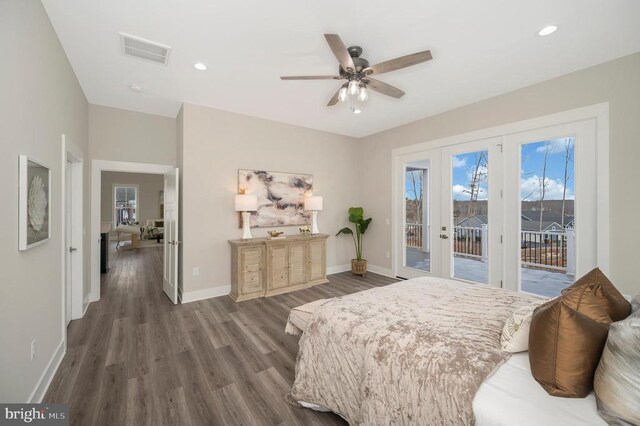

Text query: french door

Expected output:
[394,118,600,297]
[394,137,501,285]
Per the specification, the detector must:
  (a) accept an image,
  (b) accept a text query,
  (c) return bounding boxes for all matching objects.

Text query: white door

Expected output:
[441,138,502,286]
[503,119,598,296]
[65,160,73,325]
[394,149,442,279]
[163,168,180,304]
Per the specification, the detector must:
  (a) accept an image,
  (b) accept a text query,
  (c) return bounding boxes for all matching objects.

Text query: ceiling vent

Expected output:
[120,32,171,65]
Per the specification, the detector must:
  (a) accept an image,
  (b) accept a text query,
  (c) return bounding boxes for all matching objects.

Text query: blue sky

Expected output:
[406,137,575,201]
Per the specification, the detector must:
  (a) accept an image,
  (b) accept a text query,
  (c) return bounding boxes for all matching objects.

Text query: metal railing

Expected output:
[406,223,423,249]
[406,224,574,273]
[453,226,484,259]
[521,231,568,271]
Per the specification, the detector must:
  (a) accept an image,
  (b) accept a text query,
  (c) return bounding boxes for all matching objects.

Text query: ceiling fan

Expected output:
[281,34,432,113]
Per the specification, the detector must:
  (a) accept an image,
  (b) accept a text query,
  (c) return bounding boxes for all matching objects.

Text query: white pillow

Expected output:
[500,301,544,353]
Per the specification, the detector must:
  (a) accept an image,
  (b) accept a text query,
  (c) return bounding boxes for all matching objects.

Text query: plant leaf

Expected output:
[336,227,353,236]
[359,218,372,234]
[348,207,364,223]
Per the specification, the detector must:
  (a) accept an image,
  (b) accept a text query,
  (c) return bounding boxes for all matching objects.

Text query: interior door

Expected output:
[163,168,180,304]
[441,138,502,287]
[65,160,73,325]
[394,149,442,279]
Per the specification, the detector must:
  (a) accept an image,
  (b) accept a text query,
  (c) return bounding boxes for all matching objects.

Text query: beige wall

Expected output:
[89,104,176,165]
[101,172,164,226]
[360,53,640,295]
[179,103,361,295]
[0,0,88,402]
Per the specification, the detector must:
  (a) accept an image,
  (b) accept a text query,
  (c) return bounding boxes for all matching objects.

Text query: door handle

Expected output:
[439,234,449,240]
[69,247,78,253]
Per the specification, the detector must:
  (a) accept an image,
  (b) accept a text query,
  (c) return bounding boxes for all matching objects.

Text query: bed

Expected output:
[287,277,606,425]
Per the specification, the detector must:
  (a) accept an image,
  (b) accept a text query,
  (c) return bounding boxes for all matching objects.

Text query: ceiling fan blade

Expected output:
[324,34,355,72]
[280,75,342,80]
[364,78,405,98]
[365,50,432,75]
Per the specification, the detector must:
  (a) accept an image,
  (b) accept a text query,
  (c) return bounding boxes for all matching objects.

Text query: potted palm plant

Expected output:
[336,207,372,276]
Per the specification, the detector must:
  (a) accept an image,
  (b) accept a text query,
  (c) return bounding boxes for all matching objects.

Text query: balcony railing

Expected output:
[406,223,423,249]
[405,223,575,274]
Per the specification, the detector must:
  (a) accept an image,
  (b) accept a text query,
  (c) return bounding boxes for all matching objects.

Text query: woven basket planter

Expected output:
[351,259,367,276]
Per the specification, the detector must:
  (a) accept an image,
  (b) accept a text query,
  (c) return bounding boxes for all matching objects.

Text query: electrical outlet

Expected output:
[30,339,36,361]
[385,251,390,259]
[192,267,199,276]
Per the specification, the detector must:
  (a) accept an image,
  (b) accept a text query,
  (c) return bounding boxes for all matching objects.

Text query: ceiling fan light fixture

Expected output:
[338,87,348,102]
[538,25,558,36]
[347,80,359,96]
[357,86,368,102]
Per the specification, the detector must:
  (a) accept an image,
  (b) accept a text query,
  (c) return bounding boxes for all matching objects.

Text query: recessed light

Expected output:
[193,62,208,71]
[538,25,558,36]
[129,84,143,93]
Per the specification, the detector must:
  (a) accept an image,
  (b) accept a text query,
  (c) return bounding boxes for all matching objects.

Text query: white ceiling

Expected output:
[42,0,640,137]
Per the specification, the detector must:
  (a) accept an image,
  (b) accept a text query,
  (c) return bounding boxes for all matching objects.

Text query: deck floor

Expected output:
[406,248,573,297]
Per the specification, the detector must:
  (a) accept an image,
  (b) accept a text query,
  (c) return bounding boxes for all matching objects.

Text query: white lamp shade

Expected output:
[235,194,258,211]
[304,196,323,211]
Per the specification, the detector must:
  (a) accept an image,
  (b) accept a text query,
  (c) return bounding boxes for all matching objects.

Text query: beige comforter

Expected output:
[291,277,539,425]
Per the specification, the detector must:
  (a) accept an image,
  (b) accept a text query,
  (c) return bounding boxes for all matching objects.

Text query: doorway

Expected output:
[62,136,83,327]
[392,105,609,297]
[91,160,180,305]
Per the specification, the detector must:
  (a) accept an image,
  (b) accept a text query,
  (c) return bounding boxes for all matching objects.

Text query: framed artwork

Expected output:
[19,155,51,250]
[238,169,312,228]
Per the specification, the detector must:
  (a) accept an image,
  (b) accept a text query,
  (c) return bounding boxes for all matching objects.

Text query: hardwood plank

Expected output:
[44,245,395,425]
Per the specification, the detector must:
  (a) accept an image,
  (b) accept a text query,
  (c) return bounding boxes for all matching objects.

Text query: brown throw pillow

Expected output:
[562,268,631,322]
[529,293,611,398]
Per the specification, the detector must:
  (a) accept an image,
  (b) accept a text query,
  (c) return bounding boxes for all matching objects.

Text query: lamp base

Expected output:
[241,211,253,239]
[311,211,319,234]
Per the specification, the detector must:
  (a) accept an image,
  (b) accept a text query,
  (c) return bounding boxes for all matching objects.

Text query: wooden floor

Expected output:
[44,245,397,425]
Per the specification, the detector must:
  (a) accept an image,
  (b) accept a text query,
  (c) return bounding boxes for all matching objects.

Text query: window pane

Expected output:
[405,165,429,271]
[116,187,126,202]
[520,138,575,297]
[452,150,488,284]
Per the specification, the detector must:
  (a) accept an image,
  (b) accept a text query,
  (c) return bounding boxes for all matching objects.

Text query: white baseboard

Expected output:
[366,264,395,278]
[28,339,65,403]
[327,264,351,275]
[181,285,231,303]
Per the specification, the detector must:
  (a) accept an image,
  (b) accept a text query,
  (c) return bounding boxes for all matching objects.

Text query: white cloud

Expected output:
[452,157,466,168]
[520,175,574,201]
[452,184,468,199]
[535,138,573,155]
[452,184,488,201]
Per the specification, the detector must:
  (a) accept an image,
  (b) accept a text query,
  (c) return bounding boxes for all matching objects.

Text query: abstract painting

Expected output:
[238,169,312,228]
[19,155,51,250]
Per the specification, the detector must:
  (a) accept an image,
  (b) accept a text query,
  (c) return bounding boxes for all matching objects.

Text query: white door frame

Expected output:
[61,135,84,339]
[391,102,609,282]
[90,160,173,303]
[393,149,442,279]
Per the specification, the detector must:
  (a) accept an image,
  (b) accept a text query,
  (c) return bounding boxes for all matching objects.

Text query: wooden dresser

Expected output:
[228,234,329,302]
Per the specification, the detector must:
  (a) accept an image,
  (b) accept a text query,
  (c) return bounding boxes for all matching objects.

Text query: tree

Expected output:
[560,138,574,228]
[407,169,423,223]
[538,143,551,232]
[462,152,488,217]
